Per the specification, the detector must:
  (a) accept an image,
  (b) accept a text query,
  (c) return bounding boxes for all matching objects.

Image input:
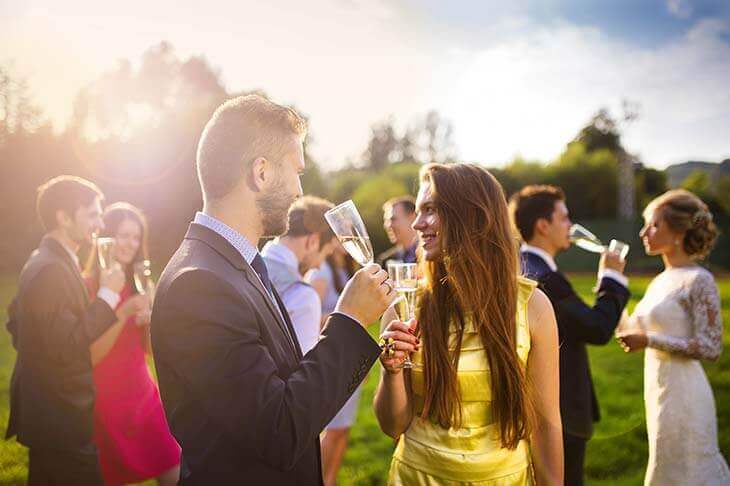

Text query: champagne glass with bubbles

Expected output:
[390,263,420,369]
[96,237,117,270]
[569,224,629,261]
[324,200,374,266]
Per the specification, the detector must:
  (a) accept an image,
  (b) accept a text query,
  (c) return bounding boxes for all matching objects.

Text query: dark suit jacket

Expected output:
[5,237,117,450]
[521,251,630,439]
[151,223,381,485]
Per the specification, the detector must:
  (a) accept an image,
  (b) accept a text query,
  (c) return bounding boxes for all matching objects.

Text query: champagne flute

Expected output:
[133,260,155,302]
[569,224,605,253]
[569,224,630,261]
[97,237,117,270]
[390,263,420,369]
[324,200,374,266]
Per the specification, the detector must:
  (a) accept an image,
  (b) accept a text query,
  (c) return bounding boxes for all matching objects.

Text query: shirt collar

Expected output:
[521,243,558,272]
[49,235,80,268]
[194,212,258,265]
[261,240,301,277]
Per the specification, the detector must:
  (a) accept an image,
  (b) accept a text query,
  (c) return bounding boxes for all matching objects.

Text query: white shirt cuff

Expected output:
[97,287,121,310]
[598,269,629,288]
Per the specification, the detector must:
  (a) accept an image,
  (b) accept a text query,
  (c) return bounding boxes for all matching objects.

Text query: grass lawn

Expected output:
[0,273,727,484]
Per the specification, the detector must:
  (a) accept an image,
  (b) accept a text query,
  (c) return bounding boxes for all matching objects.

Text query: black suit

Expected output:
[521,251,629,486]
[151,223,381,485]
[6,236,117,484]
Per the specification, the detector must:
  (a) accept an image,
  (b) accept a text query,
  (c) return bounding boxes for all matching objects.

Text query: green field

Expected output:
[0,274,727,485]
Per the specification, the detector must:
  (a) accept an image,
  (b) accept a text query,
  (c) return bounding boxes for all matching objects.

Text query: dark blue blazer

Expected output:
[151,224,381,485]
[521,251,630,439]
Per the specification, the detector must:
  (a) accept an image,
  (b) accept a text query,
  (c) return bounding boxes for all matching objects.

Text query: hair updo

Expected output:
[645,189,719,259]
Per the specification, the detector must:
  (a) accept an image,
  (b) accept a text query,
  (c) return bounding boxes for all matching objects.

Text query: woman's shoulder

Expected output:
[517,275,538,305]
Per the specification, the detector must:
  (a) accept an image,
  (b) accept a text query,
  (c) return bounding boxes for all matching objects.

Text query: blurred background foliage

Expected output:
[2,42,728,273]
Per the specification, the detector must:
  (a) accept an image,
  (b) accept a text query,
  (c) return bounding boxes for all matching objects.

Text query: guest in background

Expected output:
[6,176,134,484]
[377,196,418,267]
[617,189,729,485]
[262,196,338,354]
[309,244,360,486]
[375,164,563,485]
[84,202,180,486]
[509,185,630,486]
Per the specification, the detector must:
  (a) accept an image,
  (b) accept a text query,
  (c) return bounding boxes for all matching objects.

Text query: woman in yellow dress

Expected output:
[374,163,563,485]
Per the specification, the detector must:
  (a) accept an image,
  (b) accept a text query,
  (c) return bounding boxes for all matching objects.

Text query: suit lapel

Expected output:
[42,237,89,305]
[185,223,299,357]
[243,271,299,357]
[272,286,303,359]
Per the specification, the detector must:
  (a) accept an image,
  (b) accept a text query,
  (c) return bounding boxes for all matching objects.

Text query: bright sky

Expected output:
[2,0,729,169]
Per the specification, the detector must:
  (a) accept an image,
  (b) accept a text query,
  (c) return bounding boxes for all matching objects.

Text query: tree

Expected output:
[363,118,399,171]
[0,65,44,141]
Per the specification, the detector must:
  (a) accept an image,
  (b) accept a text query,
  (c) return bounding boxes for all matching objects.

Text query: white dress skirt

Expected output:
[629,266,729,486]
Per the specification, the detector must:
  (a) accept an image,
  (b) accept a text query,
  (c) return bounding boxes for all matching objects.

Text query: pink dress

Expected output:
[87,281,180,485]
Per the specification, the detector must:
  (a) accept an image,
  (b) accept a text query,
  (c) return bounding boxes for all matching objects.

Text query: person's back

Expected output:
[509,185,630,486]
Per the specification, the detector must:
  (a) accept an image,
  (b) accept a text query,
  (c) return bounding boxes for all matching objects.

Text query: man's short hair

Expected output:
[508,185,566,242]
[284,196,335,248]
[36,175,104,231]
[383,195,416,215]
[196,94,307,201]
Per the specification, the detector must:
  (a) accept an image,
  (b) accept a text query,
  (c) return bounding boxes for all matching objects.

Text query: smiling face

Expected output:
[113,218,143,266]
[412,181,441,261]
[65,197,104,246]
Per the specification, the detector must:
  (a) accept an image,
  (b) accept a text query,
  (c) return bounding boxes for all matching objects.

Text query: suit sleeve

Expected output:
[22,264,118,364]
[540,272,630,345]
[152,269,381,471]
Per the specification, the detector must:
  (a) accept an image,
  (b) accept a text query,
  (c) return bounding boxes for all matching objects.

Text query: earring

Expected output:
[674,239,680,246]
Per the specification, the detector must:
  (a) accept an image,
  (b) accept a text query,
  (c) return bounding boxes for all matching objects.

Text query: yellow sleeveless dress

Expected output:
[388,277,537,485]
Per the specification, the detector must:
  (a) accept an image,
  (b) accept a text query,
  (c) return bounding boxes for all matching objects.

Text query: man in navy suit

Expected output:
[509,185,630,486]
[151,95,398,485]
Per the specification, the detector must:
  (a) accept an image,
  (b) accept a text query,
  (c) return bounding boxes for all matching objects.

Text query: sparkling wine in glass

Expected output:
[390,263,420,369]
[324,200,374,266]
[569,224,605,253]
[133,260,155,301]
[97,237,117,270]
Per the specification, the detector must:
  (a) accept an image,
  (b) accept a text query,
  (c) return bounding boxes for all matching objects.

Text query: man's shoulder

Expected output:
[158,239,245,300]
[376,246,401,265]
[520,251,553,280]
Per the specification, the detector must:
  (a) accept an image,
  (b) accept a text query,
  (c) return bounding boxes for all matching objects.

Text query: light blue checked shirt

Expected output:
[194,212,258,265]
[194,211,363,329]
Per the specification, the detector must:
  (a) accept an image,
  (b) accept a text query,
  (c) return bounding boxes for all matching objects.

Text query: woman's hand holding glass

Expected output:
[379,318,419,374]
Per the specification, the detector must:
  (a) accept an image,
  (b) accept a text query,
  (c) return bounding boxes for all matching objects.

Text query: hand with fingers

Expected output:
[616,329,648,352]
[379,318,419,374]
[335,263,397,327]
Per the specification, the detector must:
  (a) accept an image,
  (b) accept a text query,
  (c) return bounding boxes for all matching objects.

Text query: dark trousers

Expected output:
[28,446,103,486]
[563,433,587,486]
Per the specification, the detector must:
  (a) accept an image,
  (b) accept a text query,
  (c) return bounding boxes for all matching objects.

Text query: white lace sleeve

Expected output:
[646,271,723,361]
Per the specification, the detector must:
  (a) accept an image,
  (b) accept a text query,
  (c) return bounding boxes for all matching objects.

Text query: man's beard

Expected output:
[256,177,297,237]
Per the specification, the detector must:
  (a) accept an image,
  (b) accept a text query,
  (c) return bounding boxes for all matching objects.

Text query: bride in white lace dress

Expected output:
[617,189,729,486]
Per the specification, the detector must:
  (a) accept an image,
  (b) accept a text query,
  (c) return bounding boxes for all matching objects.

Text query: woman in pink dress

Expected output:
[84,202,180,485]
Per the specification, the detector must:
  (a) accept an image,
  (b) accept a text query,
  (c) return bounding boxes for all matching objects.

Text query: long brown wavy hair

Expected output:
[416,163,534,450]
